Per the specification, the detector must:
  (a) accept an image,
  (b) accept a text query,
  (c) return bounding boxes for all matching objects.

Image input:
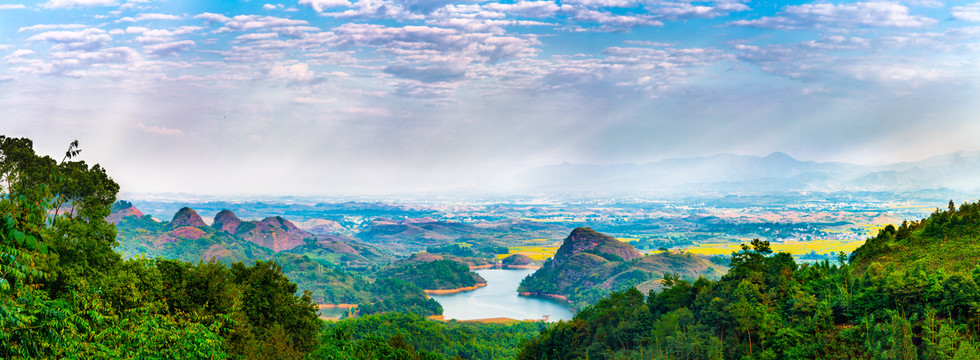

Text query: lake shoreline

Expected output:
[424,282,488,294]
[469,264,542,270]
[317,303,358,309]
[427,315,548,324]
[518,291,568,302]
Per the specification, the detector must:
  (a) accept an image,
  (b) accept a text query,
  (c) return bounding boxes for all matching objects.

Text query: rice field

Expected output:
[498,245,562,261]
[685,239,867,256]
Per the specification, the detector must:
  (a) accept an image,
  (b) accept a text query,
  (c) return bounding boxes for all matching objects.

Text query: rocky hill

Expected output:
[519,227,726,310]
[235,216,312,252]
[109,203,390,267]
[212,209,242,233]
[107,200,144,225]
[170,207,207,229]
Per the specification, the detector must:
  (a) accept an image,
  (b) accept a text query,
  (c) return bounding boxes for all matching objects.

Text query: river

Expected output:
[428,268,574,322]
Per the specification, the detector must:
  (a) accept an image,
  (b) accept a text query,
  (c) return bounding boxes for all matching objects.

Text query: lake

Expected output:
[429,269,574,322]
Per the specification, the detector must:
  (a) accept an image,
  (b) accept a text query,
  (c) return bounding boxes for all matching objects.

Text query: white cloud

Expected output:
[0,4,26,10]
[263,4,278,10]
[299,0,351,11]
[27,28,112,51]
[12,46,140,76]
[18,24,87,32]
[3,49,36,63]
[144,40,195,57]
[731,2,937,30]
[236,33,279,41]
[319,0,423,20]
[268,61,314,81]
[952,4,980,22]
[562,5,663,30]
[132,26,204,43]
[482,1,560,18]
[194,12,231,23]
[120,13,183,22]
[650,1,750,20]
[41,0,117,8]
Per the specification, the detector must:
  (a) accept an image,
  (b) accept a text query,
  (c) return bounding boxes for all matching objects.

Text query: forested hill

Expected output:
[519,201,980,360]
[519,227,727,310]
[849,200,980,276]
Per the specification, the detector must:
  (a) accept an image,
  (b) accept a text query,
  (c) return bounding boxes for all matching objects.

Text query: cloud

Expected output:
[733,38,954,86]
[263,4,279,10]
[481,1,560,18]
[731,2,937,30]
[144,40,195,57]
[132,26,204,43]
[41,0,117,8]
[383,63,467,82]
[11,47,139,76]
[299,0,351,11]
[268,61,315,82]
[27,28,112,51]
[3,49,36,63]
[18,24,87,32]
[328,23,538,63]
[649,0,750,20]
[138,122,184,136]
[562,5,663,30]
[118,13,184,22]
[194,12,231,23]
[0,4,26,10]
[952,4,980,22]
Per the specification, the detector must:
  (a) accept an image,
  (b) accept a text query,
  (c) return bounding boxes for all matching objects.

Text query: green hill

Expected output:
[849,200,980,276]
[519,201,980,360]
[379,258,486,291]
[519,227,727,310]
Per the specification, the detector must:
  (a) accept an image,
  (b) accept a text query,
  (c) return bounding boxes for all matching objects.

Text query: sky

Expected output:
[1,0,979,196]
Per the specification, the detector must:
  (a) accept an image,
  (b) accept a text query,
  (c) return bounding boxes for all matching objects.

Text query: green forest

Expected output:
[7,134,980,359]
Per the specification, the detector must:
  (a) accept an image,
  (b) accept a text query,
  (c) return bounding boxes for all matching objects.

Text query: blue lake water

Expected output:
[428,269,574,322]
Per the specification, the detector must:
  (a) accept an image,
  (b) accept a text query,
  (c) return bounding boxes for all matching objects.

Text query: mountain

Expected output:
[109,204,390,267]
[519,201,980,360]
[107,200,144,225]
[235,216,313,252]
[212,209,242,233]
[170,207,208,229]
[379,257,487,292]
[521,151,980,196]
[357,217,570,254]
[519,227,727,310]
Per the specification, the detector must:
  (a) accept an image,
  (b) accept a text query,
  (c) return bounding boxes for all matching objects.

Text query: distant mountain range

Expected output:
[522,151,980,196]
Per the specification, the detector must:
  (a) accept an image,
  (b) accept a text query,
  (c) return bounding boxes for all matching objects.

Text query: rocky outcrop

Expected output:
[156,226,207,246]
[502,253,534,266]
[171,207,208,229]
[212,209,242,234]
[107,201,144,225]
[551,227,641,267]
[236,216,314,252]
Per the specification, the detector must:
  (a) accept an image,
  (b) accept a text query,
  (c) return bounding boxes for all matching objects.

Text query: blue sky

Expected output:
[1,0,979,196]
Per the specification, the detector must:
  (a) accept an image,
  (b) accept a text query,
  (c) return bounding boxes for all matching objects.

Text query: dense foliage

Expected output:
[380,259,486,290]
[520,228,726,310]
[312,312,550,360]
[519,202,980,360]
[0,136,318,359]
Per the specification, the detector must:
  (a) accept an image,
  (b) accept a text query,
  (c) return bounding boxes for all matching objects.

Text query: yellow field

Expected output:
[685,239,867,256]
[498,245,561,261]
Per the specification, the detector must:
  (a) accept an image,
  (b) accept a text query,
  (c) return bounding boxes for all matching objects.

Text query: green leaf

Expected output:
[25,235,37,251]
[12,230,25,246]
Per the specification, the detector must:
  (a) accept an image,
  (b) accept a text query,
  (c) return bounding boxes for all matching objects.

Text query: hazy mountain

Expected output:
[523,151,980,196]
